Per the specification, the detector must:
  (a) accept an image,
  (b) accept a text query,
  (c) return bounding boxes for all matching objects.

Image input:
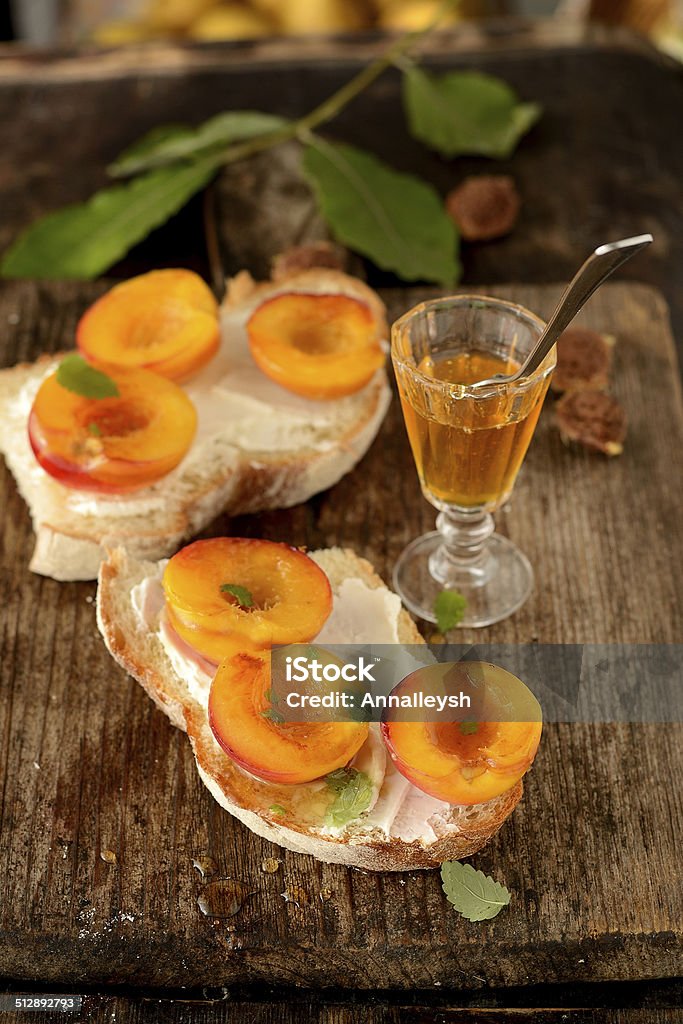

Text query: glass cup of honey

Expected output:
[392,295,556,628]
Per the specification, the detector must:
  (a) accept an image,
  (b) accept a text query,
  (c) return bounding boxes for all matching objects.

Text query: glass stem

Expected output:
[428,509,496,586]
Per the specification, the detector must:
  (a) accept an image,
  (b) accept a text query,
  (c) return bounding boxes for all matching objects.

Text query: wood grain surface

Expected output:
[0,278,681,993]
[1,997,676,1024]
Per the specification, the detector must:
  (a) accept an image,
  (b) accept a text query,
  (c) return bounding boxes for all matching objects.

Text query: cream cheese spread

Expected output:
[129,563,453,844]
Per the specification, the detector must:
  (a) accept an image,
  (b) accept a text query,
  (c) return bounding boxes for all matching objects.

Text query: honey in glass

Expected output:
[398,349,551,510]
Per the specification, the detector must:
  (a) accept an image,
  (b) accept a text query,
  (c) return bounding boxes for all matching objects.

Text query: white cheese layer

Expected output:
[129,563,452,844]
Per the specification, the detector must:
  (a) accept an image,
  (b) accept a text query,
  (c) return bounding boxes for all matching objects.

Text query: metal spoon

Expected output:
[472,234,653,389]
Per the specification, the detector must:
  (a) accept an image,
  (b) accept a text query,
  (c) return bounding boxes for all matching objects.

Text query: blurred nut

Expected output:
[189,5,275,39]
[380,0,459,31]
[446,175,521,242]
[145,0,221,32]
[278,0,368,34]
[92,20,152,46]
[555,390,626,456]
[551,328,615,394]
[272,242,348,281]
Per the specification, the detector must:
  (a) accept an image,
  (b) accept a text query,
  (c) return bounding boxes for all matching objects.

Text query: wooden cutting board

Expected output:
[0,278,681,991]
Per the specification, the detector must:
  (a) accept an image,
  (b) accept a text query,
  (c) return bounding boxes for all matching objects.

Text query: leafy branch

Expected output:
[0,1,540,285]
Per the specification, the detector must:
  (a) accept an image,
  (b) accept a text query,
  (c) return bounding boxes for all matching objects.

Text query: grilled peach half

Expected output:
[28,363,196,492]
[77,269,219,382]
[209,651,368,784]
[162,538,333,661]
[381,662,542,805]
[247,292,384,399]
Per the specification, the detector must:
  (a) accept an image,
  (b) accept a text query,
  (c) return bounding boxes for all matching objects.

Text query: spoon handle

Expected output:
[518,233,653,379]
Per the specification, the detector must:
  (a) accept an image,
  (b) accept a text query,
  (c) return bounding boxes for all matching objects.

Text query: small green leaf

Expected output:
[110,111,290,177]
[459,721,479,735]
[324,767,373,828]
[0,160,216,281]
[434,590,467,633]
[269,804,286,816]
[441,861,511,922]
[261,707,285,724]
[56,354,119,400]
[220,583,255,608]
[403,67,541,159]
[87,421,102,436]
[303,137,459,288]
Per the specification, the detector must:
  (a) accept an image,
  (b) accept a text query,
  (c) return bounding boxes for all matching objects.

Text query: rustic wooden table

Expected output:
[0,21,681,1024]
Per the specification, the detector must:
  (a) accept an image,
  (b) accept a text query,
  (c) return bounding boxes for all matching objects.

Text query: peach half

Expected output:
[209,651,368,784]
[77,269,220,382]
[29,363,197,493]
[162,538,333,661]
[247,292,384,399]
[381,662,542,805]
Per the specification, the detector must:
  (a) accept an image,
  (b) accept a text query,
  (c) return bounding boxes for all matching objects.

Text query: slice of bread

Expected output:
[0,269,390,581]
[97,545,523,871]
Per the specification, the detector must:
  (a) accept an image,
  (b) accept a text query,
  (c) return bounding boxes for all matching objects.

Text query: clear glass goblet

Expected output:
[392,295,556,628]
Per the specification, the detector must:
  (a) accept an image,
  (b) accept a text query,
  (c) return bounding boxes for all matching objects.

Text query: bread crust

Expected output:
[0,269,391,580]
[97,546,523,871]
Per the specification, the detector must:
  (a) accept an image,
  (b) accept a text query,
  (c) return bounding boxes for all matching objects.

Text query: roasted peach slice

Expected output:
[247,292,384,399]
[77,269,219,382]
[209,652,368,784]
[162,538,332,661]
[381,662,542,806]
[29,363,196,493]
[165,605,263,666]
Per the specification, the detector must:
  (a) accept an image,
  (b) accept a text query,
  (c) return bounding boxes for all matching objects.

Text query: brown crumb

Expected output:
[272,242,348,282]
[551,328,615,394]
[555,390,626,455]
[445,176,520,241]
[225,270,257,306]
[261,857,281,874]
[100,849,117,865]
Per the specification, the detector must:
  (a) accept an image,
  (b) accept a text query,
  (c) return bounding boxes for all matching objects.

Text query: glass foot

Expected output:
[393,530,533,629]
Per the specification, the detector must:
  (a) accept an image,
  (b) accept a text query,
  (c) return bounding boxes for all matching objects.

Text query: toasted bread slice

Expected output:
[97,545,523,871]
[0,269,390,581]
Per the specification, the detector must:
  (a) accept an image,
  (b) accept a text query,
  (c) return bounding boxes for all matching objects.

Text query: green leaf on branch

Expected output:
[110,111,290,177]
[441,860,511,921]
[403,67,541,159]
[302,137,460,288]
[0,161,216,280]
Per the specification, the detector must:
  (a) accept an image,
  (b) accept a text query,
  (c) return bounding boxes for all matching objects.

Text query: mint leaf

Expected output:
[56,354,119,400]
[434,590,467,633]
[260,707,285,724]
[269,804,286,816]
[220,583,254,608]
[110,111,290,177]
[303,137,459,288]
[441,861,511,921]
[459,721,479,735]
[0,161,215,280]
[324,767,373,828]
[403,67,541,159]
